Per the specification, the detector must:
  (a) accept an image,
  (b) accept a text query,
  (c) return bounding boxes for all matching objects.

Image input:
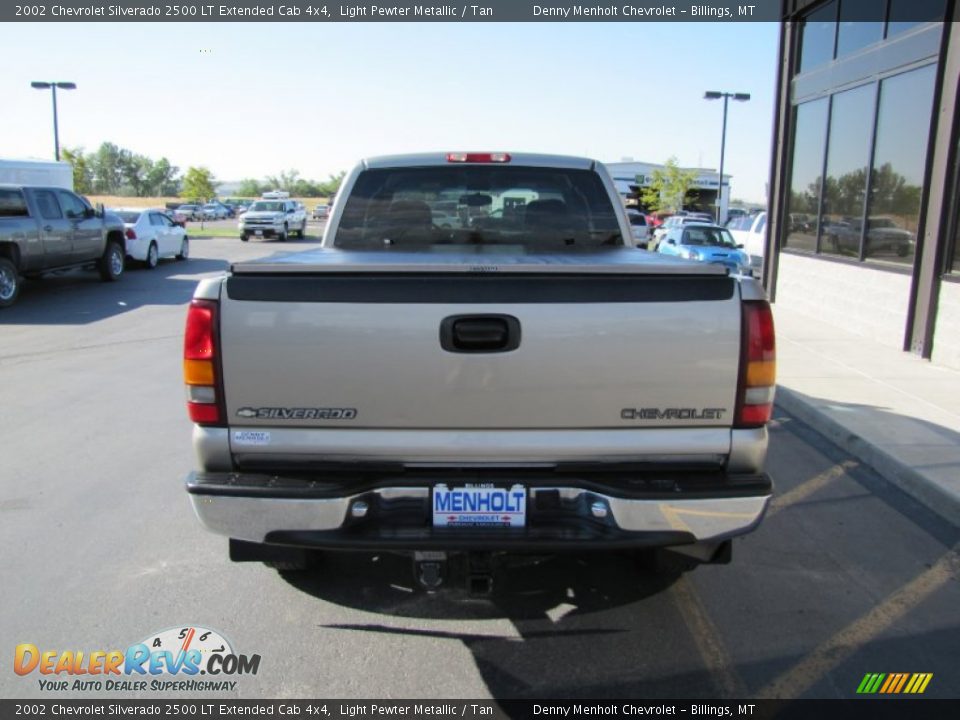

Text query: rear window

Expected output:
[116,211,142,224]
[333,166,623,250]
[628,213,647,226]
[0,189,29,217]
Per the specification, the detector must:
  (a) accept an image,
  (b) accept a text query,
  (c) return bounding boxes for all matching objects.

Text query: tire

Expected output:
[299,221,307,239]
[177,237,189,260]
[278,224,288,243]
[240,233,249,242]
[0,257,21,308]
[98,240,125,282]
[145,242,159,270]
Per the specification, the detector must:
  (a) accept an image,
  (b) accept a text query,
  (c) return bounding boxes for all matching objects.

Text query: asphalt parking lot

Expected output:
[2,235,958,700]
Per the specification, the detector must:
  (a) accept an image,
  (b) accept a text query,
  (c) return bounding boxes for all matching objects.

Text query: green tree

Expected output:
[180,166,217,202]
[640,157,698,214]
[236,178,264,197]
[61,147,93,194]
[264,169,301,193]
[145,157,180,196]
[317,171,346,197]
[90,142,127,194]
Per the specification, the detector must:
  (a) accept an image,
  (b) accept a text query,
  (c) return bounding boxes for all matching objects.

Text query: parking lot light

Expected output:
[31,81,76,162]
[704,90,750,223]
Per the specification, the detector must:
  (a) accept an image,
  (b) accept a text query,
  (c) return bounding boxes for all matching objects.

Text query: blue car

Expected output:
[657,222,752,275]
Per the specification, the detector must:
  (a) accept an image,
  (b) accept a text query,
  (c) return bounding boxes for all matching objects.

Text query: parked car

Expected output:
[112,208,189,269]
[312,204,330,220]
[165,208,187,227]
[657,222,752,275]
[626,210,650,245]
[821,215,914,258]
[176,204,202,221]
[652,214,717,248]
[0,185,126,307]
[200,204,222,220]
[727,211,767,269]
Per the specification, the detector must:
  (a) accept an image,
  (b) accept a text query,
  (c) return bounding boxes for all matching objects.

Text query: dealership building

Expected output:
[765,0,960,370]
[604,160,733,220]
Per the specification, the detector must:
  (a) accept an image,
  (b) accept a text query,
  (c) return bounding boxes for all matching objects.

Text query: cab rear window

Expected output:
[0,189,28,217]
[333,166,623,250]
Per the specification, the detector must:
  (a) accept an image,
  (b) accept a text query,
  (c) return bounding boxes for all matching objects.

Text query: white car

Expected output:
[201,204,223,220]
[727,211,766,269]
[626,210,650,245]
[113,208,189,268]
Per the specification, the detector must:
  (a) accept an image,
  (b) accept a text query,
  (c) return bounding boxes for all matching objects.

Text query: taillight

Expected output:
[125,228,136,240]
[183,299,223,426]
[735,300,776,428]
[446,152,511,163]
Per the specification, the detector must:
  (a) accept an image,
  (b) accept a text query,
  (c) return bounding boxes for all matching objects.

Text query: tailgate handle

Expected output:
[440,315,521,353]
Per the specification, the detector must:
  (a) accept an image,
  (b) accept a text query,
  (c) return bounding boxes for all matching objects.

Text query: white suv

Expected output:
[239,198,308,242]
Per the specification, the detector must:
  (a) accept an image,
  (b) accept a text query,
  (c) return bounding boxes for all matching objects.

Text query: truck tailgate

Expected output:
[217,250,741,461]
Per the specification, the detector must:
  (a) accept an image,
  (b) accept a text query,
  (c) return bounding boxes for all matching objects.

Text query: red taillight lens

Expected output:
[125,228,136,240]
[446,152,511,163]
[183,299,222,426]
[735,301,776,428]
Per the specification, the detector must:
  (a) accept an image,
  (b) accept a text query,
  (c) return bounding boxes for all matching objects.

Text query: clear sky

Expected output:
[1,22,780,202]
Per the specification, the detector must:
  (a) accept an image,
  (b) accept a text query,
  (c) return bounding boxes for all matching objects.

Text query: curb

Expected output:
[775,386,960,528]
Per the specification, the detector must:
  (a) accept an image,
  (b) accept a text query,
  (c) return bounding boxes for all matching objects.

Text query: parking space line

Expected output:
[757,544,960,698]
[672,575,747,698]
[767,461,859,518]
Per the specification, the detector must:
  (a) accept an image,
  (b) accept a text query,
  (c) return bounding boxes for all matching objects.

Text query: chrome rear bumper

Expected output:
[186,471,771,550]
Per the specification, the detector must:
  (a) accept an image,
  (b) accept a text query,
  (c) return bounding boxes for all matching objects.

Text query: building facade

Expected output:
[766,0,960,370]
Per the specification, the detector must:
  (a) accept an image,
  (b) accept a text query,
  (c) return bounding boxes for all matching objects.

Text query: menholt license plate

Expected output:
[432,484,526,528]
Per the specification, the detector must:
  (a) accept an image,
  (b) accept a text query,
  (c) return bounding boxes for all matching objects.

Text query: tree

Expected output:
[265,169,301,192]
[61,147,93,194]
[640,157,698,215]
[236,178,264,197]
[181,167,217,202]
[90,142,127,194]
[145,157,180,196]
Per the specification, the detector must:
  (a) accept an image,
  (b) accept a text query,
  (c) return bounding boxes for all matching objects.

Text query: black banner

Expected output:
[1,0,943,23]
[3,700,959,720]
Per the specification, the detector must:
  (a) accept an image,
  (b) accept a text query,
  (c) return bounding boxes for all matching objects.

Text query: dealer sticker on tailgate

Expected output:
[433,484,526,528]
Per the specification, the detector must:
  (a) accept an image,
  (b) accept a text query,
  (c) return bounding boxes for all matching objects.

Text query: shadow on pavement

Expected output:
[0,257,227,325]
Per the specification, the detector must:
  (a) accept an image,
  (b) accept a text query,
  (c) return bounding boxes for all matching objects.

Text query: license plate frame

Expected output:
[254,230,264,236]
[432,484,526,528]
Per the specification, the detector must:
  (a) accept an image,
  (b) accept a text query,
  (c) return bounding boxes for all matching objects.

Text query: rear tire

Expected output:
[0,257,21,308]
[145,242,159,269]
[98,240,125,282]
[177,237,189,260]
[278,224,288,243]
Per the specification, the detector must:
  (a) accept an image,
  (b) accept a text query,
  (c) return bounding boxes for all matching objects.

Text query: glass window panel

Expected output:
[819,84,876,258]
[799,0,838,73]
[887,0,944,37]
[866,64,936,264]
[837,0,883,57]
[784,99,829,252]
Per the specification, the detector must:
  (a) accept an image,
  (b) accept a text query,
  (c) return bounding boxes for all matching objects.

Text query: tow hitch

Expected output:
[414,551,446,590]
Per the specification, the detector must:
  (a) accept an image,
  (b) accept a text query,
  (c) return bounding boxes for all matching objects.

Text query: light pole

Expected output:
[704,90,750,224]
[31,81,76,162]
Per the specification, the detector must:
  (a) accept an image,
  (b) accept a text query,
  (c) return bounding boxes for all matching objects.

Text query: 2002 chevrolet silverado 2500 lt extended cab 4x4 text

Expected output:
[183,152,776,589]
[0,184,127,307]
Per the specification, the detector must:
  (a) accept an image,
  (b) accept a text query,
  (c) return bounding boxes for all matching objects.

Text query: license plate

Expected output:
[255,230,263,236]
[433,484,526,528]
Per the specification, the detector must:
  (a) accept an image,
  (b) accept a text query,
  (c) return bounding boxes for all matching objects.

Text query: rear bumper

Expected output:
[186,470,771,551]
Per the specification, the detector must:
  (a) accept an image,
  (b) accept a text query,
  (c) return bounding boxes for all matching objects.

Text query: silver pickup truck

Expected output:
[0,184,127,307]
[184,153,775,588]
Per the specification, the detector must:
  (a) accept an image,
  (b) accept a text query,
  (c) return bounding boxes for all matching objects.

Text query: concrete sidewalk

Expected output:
[773,304,960,527]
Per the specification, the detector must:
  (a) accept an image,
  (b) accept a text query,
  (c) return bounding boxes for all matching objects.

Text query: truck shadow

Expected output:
[0,258,227,325]
[281,550,679,620]
[279,552,719,697]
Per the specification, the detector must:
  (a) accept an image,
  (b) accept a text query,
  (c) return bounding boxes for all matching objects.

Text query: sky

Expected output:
[0,22,780,202]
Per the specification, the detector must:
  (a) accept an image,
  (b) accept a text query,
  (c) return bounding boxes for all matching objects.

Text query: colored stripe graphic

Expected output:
[857,673,932,694]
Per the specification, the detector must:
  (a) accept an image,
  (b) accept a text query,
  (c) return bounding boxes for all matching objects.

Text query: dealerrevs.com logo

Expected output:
[14,626,260,692]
